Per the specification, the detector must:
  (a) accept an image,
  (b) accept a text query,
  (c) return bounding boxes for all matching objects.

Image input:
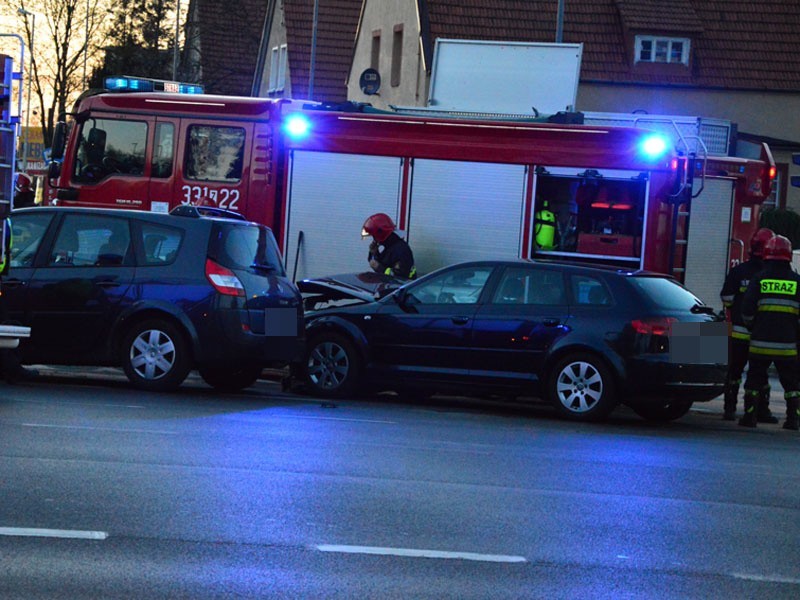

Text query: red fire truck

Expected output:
[45,77,774,307]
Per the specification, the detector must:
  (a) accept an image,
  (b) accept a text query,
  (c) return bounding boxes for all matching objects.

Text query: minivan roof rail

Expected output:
[170,205,247,221]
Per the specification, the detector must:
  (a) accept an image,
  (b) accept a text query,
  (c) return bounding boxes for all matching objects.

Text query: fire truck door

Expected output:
[63,115,154,210]
[173,119,253,214]
[682,177,735,311]
[284,151,403,280]
[407,160,527,275]
[147,117,180,213]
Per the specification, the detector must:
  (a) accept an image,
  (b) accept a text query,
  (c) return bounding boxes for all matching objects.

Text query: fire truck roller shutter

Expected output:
[682,177,735,312]
[408,159,527,274]
[284,151,403,280]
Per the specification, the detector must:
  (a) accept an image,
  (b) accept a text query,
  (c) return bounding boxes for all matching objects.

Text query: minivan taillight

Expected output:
[205,259,245,297]
[630,317,676,336]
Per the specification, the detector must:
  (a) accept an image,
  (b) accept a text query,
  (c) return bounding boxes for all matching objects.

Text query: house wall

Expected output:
[347,0,425,107]
[579,83,800,210]
[256,3,292,98]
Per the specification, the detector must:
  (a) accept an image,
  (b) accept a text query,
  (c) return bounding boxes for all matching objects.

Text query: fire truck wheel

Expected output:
[121,319,192,392]
[303,331,362,398]
[198,364,263,392]
[629,399,694,422]
[547,353,617,422]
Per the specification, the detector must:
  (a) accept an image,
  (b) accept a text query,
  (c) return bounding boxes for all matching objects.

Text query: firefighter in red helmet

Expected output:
[13,172,35,209]
[361,213,416,279]
[720,227,777,422]
[740,234,800,430]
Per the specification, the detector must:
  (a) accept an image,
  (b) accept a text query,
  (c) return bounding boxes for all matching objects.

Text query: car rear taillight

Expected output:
[630,317,676,336]
[205,258,245,296]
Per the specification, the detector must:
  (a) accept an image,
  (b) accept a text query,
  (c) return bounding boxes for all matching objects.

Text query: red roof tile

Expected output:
[192,0,268,95]
[282,0,363,102]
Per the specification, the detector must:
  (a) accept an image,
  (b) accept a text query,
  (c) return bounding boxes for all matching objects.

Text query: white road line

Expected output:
[0,527,108,540]
[22,423,176,435]
[316,544,526,563]
[732,573,800,585]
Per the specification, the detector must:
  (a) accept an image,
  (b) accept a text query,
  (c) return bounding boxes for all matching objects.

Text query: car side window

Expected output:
[49,215,131,267]
[141,223,183,265]
[73,118,147,183]
[10,213,54,268]
[406,266,493,305]
[571,275,612,306]
[492,267,566,305]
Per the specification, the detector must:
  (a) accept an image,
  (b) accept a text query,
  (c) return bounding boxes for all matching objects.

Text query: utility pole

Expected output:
[17,8,34,173]
[173,0,182,79]
[556,0,565,43]
[308,0,319,100]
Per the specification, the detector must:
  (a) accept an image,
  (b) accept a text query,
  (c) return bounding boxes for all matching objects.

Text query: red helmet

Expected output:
[750,227,775,258]
[14,172,32,193]
[763,234,792,262]
[361,213,396,243]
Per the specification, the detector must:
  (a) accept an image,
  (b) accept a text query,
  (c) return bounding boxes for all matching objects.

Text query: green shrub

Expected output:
[759,208,800,248]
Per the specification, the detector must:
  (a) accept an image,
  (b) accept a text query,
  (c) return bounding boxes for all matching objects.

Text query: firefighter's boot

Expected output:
[783,397,800,431]
[722,384,738,421]
[738,390,758,428]
[756,385,779,424]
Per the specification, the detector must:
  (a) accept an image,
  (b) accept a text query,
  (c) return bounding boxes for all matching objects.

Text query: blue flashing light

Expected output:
[104,76,155,92]
[640,134,669,159]
[179,84,204,95]
[285,114,311,139]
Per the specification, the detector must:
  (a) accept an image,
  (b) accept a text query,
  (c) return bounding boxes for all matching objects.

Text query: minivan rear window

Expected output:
[216,224,285,276]
[628,276,703,310]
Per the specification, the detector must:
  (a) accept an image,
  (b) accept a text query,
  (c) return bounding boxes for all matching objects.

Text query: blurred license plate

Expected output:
[265,308,298,336]
[670,322,728,364]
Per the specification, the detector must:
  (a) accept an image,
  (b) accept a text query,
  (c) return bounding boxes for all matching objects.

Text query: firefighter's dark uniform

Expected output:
[740,260,800,429]
[720,257,775,421]
[368,232,416,279]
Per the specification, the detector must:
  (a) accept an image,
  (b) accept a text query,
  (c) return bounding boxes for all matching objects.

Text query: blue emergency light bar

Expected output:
[104,76,204,94]
[284,114,311,139]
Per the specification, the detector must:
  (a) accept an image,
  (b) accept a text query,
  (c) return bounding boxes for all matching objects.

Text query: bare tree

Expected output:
[2,0,108,145]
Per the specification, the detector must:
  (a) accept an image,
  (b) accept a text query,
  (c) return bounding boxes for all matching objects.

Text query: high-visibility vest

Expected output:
[534,203,556,250]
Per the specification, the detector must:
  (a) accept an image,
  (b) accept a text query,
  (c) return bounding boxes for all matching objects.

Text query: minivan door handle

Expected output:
[543,318,561,327]
[451,315,470,325]
[93,276,121,288]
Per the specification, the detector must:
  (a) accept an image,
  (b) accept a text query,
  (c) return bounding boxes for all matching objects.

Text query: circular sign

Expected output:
[359,68,381,95]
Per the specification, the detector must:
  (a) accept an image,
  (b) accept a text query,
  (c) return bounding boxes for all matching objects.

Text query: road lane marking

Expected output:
[0,527,108,540]
[733,573,800,585]
[316,544,526,563]
[21,423,176,435]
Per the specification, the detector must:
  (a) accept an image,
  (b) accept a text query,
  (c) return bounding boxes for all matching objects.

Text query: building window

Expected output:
[635,36,690,65]
[371,31,381,70]
[391,25,403,87]
[268,44,288,92]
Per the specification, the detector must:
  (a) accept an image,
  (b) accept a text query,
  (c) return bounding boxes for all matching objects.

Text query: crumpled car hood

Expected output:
[297,271,408,311]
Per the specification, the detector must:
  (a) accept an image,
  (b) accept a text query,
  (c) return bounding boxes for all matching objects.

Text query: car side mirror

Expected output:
[47,161,61,181]
[50,121,67,160]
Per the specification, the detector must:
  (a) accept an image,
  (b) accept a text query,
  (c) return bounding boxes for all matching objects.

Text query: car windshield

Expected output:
[628,275,704,311]
[217,224,285,275]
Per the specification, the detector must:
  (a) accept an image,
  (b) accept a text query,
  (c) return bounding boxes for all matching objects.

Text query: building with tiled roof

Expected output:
[183,0,268,96]
[348,0,800,208]
[252,0,362,102]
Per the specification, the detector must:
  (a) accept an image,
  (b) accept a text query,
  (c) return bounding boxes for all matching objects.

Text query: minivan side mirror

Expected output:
[50,122,67,160]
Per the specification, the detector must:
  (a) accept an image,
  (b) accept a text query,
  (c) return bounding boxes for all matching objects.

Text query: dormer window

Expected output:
[635,35,690,65]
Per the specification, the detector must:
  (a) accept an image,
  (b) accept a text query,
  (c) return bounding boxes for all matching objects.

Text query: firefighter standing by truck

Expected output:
[362,213,416,279]
[720,227,778,422]
[740,234,800,430]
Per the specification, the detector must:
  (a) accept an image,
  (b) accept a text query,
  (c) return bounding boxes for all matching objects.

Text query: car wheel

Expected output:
[198,365,263,392]
[121,319,191,392]
[630,399,694,422]
[548,353,617,422]
[303,332,361,398]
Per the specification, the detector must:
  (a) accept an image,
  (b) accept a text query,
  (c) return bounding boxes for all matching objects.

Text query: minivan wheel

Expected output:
[548,353,617,422]
[121,319,192,392]
[304,332,361,398]
[198,365,263,392]
[630,399,694,422]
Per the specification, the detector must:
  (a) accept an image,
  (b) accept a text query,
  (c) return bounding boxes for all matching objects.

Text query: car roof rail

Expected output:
[169,205,247,221]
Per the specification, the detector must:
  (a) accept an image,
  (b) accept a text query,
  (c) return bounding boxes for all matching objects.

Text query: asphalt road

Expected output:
[1,368,799,599]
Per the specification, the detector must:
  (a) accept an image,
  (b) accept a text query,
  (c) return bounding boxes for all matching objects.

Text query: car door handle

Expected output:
[93,277,121,288]
[1,278,26,287]
[543,318,561,327]
[451,315,470,325]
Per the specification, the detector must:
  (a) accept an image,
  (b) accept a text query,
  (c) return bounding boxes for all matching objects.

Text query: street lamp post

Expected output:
[17,8,35,174]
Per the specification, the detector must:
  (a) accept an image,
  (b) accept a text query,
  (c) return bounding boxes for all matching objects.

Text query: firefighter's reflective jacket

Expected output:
[720,257,764,341]
[741,261,800,358]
